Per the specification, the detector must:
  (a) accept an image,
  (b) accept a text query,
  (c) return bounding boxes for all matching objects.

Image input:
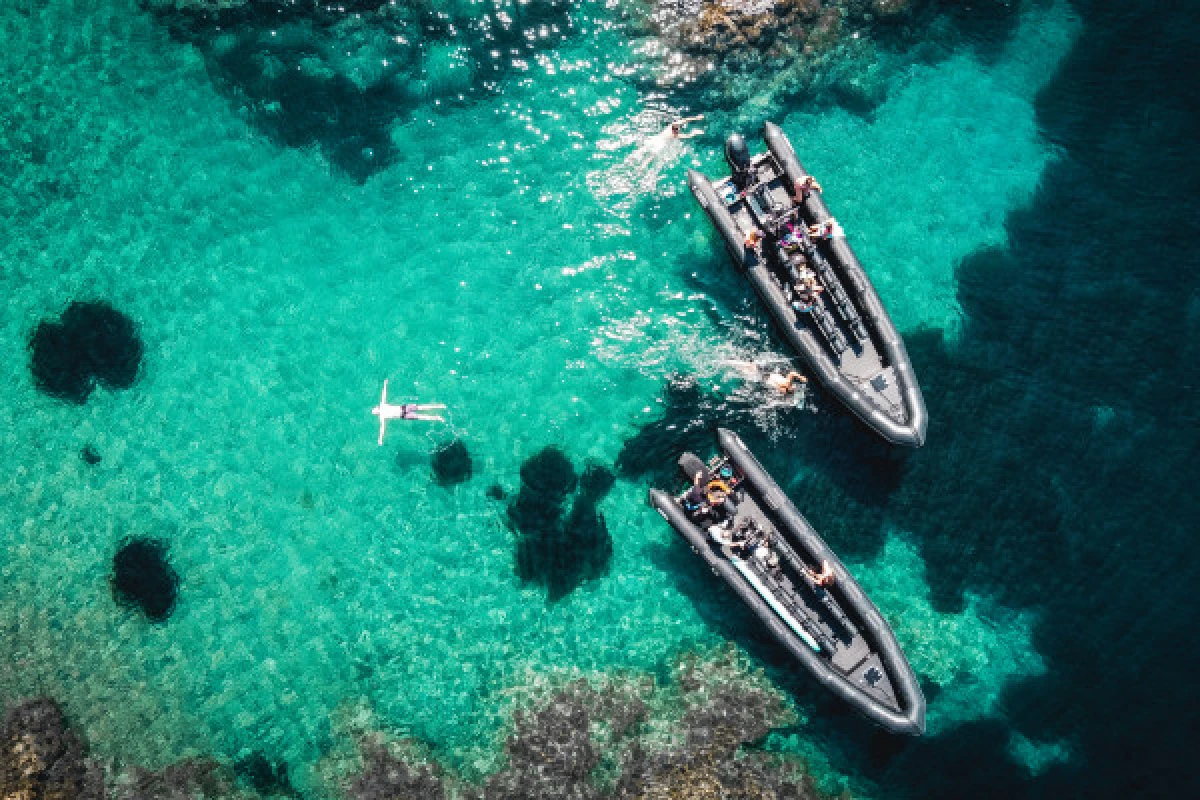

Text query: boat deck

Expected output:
[725,485,900,709]
[713,163,907,423]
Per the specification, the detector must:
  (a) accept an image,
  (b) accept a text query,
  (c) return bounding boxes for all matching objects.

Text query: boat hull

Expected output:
[650,429,926,735]
[687,122,927,447]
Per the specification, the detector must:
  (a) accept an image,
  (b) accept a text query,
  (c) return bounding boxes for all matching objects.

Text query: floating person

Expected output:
[371,380,446,445]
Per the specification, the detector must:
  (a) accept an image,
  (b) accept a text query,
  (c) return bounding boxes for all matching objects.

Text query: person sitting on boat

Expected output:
[792,174,822,203]
[790,274,825,313]
[808,219,841,240]
[744,228,764,253]
[806,559,836,587]
[706,478,738,519]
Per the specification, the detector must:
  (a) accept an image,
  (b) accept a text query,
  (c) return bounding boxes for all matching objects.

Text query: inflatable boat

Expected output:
[649,428,925,735]
[687,122,927,447]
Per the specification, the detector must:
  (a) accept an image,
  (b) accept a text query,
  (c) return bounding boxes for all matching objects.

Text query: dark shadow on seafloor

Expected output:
[620,2,1200,797]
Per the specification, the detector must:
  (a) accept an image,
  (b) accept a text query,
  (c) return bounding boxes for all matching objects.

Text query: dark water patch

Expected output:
[111,537,179,623]
[486,483,507,501]
[509,448,615,601]
[234,751,294,797]
[430,438,472,487]
[29,301,143,404]
[80,445,102,466]
[148,0,573,181]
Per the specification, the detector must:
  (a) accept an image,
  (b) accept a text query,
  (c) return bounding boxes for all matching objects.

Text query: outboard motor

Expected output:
[725,133,754,188]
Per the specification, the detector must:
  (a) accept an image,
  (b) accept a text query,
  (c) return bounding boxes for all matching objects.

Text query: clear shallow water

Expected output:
[2,0,1197,797]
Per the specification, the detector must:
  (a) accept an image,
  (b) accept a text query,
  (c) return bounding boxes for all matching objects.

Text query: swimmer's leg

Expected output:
[406,413,445,422]
[413,403,447,411]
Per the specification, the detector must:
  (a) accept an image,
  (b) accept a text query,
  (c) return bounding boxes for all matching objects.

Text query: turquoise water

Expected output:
[3,0,1195,797]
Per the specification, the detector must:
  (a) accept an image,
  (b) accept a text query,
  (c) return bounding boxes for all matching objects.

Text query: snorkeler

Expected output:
[372,380,446,445]
[665,114,706,140]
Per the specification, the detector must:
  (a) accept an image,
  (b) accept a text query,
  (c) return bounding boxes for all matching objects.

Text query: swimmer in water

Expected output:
[722,361,808,397]
[372,380,446,444]
[666,114,706,140]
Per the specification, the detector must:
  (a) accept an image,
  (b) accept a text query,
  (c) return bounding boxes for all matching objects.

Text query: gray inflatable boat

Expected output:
[687,122,927,447]
[649,428,925,735]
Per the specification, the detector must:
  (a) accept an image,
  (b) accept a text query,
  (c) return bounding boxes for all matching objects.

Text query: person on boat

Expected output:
[763,371,807,395]
[790,274,825,313]
[792,174,822,203]
[806,559,836,587]
[372,380,446,445]
[808,219,841,240]
[682,471,710,516]
[706,478,738,519]
[744,228,764,253]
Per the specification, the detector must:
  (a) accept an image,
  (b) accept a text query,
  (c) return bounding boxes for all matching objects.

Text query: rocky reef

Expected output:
[508,448,616,601]
[28,301,143,405]
[111,537,181,623]
[0,698,104,800]
[431,438,474,488]
[331,646,827,799]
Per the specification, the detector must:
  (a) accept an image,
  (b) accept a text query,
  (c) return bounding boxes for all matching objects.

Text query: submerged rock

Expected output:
[509,449,615,601]
[145,0,573,180]
[80,445,102,466]
[336,647,819,800]
[431,438,473,487]
[29,301,143,404]
[119,758,234,800]
[111,537,180,623]
[0,698,103,800]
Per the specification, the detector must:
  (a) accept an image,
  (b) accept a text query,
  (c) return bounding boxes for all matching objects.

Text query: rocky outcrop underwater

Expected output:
[2,648,837,799]
[323,646,829,800]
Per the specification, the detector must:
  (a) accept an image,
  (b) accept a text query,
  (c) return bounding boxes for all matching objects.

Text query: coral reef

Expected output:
[111,537,180,623]
[509,449,615,601]
[28,301,143,405]
[0,698,103,800]
[334,647,824,800]
[431,439,473,487]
